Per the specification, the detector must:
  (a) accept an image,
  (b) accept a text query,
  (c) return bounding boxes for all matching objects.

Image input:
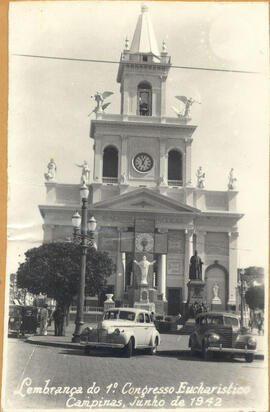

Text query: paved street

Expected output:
[3,333,267,411]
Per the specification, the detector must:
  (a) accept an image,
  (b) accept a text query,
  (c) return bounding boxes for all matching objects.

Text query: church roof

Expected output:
[91,187,201,215]
[130,4,160,56]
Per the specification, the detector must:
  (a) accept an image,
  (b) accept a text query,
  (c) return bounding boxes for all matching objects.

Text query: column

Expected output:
[158,139,168,186]
[160,76,167,119]
[184,138,192,186]
[158,254,167,301]
[120,136,128,182]
[227,231,239,307]
[43,224,56,242]
[183,226,194,302]
[93,138,102,183]
[122,252,126,291]
[115,229,126,301]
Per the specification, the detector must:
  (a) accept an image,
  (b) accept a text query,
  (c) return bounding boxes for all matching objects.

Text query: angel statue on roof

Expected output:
[88,91,114,117]
[172,96,201,120]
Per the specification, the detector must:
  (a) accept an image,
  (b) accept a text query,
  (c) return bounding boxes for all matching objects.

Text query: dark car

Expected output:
[8,305,38,337]
[189,312,256,362]
[8,305,23,337]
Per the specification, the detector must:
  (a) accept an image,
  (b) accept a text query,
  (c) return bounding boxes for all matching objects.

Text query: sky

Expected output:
[7,1,269,275]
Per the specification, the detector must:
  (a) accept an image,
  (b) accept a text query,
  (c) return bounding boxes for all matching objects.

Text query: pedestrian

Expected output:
[257,312,264,335]
[53,306,65,336]
[39,304,49,336]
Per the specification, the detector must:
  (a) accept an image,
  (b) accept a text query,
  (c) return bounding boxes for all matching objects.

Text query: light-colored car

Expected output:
[80,307,160,357]
[189,312,257,362]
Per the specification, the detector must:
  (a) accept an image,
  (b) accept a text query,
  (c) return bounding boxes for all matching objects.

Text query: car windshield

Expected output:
[224,316,239,327]
[207,316,223,325]
[103,310,135,321]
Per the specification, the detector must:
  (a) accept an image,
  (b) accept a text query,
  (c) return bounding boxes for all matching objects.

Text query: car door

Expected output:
[144,313,153,345]
[197,315,208,348]
[136,312,147,346]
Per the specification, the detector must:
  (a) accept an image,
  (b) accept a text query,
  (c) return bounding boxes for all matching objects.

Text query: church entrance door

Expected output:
[167,288,182,315]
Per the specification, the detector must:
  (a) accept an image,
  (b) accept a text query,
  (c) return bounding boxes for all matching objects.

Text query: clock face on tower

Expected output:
[133,152,153,173]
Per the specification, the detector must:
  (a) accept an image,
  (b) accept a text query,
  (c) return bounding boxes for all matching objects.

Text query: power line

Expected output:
[13,53,259,74]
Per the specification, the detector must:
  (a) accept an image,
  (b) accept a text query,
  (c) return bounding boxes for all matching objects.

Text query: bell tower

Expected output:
[117,5,171,119]
[90,4,196,200]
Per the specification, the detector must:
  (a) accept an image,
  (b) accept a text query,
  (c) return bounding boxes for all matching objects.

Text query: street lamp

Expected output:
[71,183,97,343]
[239,269,248,328]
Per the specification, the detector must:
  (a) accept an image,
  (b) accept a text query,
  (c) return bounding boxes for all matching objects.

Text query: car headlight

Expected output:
[248,337,257,347]
[208,333,220,343]
[114,328,120,335]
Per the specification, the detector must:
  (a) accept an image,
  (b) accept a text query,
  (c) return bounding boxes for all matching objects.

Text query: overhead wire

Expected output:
[13,53,259,74]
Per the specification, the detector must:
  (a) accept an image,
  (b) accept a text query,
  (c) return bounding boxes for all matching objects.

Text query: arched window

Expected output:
[168,150,183,185]
[102,146,118,183]
[137,81,152,116]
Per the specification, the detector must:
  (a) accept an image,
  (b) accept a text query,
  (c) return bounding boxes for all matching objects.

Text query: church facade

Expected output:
[39,6,243,315]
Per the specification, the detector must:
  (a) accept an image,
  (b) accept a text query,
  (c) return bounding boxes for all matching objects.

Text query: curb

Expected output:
[26,337,83,351]
[26,337,264,360]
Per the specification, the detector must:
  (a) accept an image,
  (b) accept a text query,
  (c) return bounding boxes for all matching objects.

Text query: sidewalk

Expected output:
[26,324,266,359]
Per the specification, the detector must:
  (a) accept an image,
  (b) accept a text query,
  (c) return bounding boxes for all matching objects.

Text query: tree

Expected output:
[16,242,115,334]
[245,285,264,310]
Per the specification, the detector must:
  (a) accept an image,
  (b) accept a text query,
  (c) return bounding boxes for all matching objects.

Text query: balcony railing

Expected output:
[102,177,118,184]
[168,180,183,187]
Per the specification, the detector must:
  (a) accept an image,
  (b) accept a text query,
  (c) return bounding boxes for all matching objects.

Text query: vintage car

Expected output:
[8,305,38,337]
[189,312,257,362]
[80,308,160,357]
[8,305,23,337]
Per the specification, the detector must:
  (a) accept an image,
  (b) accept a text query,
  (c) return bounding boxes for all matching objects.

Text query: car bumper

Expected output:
[81,342,125,349]
[207,346,256,354]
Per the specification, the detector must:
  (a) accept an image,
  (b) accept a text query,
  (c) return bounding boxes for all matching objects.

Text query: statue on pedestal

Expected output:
[133,256,156,285]
[189,250,203,280]
[228,168,237,190]
[76,161,90,184]
[88,91,114,117]
[44,158,57,182]
[120,173,127,184]
[212,282,221,304]
[172,96,201,119]
[196,166,205,189]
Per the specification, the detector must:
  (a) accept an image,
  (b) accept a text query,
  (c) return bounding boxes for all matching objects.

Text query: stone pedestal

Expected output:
[155,299,168,315]
[134,284,156,312]
[104,294,115,311]
[187,280,206,305]
[211,297,222,311]
[211,303,222,311]
[134,301,156,312]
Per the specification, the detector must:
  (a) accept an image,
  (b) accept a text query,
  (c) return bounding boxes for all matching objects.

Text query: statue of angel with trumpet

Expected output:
[88,91,114,117]
[172,96,201,119]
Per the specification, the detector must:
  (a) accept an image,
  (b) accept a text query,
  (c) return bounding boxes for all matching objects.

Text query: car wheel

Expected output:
[245,354,254,363]
[124,338,134,358]
[149,337,158,355]
[189,337,197,356]
[190,347,197,356]
[202,341,212,361]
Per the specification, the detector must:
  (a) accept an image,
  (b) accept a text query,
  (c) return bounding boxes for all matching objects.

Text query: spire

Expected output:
[130,4,160,56]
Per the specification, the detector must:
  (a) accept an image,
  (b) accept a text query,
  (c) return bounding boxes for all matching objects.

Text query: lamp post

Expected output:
[239,269,248,328]
[71,183,97,343]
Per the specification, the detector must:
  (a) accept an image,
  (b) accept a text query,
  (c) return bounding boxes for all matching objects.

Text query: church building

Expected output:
[39,6,243,315]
